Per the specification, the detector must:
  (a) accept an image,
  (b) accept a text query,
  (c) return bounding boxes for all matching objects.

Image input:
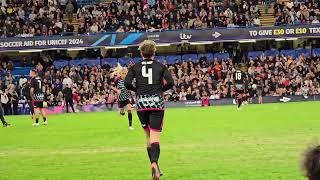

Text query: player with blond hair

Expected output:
[111,64,134,130]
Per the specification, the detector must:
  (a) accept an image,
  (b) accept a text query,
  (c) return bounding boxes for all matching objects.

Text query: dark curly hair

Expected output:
[303,145,320,180]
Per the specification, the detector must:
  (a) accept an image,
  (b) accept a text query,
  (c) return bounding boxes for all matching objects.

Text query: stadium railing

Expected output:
[77,0,101,6]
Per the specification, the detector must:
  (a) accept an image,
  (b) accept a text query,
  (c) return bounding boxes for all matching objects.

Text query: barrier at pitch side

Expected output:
[14,95,320,115]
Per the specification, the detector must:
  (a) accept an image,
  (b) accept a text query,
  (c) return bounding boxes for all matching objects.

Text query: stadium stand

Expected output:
[76,0,261,33]
[0,49,319,115]
[274,0,320,26]
[0,0,77,37]
[0,0,262,37]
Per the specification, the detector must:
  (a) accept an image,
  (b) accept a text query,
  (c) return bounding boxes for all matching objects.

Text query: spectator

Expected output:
[66,0,74,23]
[66,22,74,33]
[0,90,9,115]
[312,16,319,24]
[19,75,27,88]
[62,74,73,88]
[62,85,75,113]
[11,91,18,115]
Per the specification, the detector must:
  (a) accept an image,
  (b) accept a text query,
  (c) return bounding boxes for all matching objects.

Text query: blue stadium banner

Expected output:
[1,25,320,52]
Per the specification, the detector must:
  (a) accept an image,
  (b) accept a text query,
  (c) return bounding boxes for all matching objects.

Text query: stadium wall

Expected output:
[15,95,320,115]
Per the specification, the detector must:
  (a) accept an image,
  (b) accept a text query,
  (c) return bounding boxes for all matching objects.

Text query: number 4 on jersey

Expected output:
[142,65,153,84]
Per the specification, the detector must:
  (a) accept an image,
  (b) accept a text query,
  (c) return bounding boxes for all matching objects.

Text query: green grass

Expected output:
[0,102,320,180]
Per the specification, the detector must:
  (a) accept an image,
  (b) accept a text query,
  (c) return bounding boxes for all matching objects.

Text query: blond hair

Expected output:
[111,63,127,78]
[139,40,156,59]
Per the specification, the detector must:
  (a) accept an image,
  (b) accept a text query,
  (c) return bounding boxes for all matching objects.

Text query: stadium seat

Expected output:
[11,67,33,76]
[265,50,279,57]
[295,48,311,57]
[69,60,83,67]
[198,53,214,62]
[154,56,166,63]
[312,48,320,56]
[77,0,100,6]
[13,61,21,67]
[83,59,101,67]
[182,54,198,62]
[101,58,118,66]
[166,55,181,64]
[280,49,296,58]
[133,57,143,63]
[118,57,133,66]
[53,60,69,69]
[248,51,264,59]
[213,53,230,61]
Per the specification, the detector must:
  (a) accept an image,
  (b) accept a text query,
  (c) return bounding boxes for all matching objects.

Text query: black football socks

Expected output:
[238,98,242,108]
[128,110,132,127]
[150,142,160,164]
[147,147,152,163]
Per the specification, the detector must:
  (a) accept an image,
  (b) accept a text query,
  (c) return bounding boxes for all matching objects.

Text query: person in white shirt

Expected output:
[55,20,63,29]
[63,74,73,88]
[312,16,319,24]
[29,11,37,22]
[59,0,67,6]
[253,16,261,26]
[19,75,27,88]
[90,22,99,33]
[18,7,25,20]
[1,0,7,7]
[91,6,101,17]
[224,8,233,19]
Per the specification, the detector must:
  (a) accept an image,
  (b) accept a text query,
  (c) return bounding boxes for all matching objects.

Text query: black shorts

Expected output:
[137,110,164,132]
[118,99,130,108]
[33,101,44,108]
[236,89,245,95]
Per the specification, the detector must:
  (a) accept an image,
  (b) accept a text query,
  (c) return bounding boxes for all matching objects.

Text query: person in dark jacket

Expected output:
[0,91,10,127]
[63,85,75,113]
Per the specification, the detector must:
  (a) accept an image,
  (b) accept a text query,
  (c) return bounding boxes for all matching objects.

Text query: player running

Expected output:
[111,64,134,130]
[233,65,246,110]
[29,70,47,126]
[124,40,174,180]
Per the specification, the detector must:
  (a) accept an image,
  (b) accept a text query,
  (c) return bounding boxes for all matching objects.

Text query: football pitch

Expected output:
[0,102,319,180]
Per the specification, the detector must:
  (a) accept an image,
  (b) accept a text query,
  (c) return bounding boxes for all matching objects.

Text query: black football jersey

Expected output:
[234,70,246,84]
[30,77,45,101]
[124,59,174,96]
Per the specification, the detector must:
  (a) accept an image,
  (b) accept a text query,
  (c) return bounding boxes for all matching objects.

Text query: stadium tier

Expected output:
[0,0,261,38]
[0,48,319,115]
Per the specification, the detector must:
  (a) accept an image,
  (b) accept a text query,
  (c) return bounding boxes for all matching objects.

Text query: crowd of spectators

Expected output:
[77,0,261,34]
[0,0,77,38]
[0,52,319,113]
[5,0,320,37]
[0,0,261,38]
[274,0,320,26]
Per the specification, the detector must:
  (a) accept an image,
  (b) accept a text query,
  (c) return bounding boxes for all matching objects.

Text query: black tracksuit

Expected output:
[63,87,75,113]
